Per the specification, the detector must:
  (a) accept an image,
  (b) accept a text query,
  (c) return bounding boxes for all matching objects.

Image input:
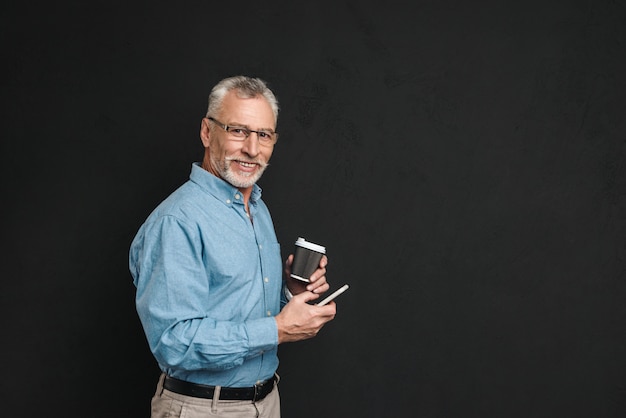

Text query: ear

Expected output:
[200,118,212,148]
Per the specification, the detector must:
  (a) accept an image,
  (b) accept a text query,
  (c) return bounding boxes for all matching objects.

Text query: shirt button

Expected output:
[259,244,263,250]
[226,199,231,204]
[267,310,272,316]
[235,194,240,200]
[264,277,269,283]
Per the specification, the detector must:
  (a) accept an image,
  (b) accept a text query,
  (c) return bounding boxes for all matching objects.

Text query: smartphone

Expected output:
[316,284,349,306]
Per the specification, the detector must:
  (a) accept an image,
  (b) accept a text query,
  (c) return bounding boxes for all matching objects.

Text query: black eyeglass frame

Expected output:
[207,117,278,145]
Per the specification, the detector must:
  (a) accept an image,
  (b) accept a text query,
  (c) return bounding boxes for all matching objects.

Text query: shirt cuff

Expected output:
[246,317,279,349]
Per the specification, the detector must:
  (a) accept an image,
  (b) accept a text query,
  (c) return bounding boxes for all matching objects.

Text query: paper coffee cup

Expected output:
[290,237,326,282]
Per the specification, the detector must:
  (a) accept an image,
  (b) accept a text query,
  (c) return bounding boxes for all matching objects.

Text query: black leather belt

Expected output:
[163,374,277,402]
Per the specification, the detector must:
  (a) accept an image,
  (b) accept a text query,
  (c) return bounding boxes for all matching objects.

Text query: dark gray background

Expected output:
[2,1,625,417]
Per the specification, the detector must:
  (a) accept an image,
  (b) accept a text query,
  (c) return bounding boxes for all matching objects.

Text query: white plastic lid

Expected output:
[295,237,326,254]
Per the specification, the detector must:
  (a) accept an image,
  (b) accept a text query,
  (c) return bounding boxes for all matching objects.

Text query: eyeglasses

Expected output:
[207,117,278,146]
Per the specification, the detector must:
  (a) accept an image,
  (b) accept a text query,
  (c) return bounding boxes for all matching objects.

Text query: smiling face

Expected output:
[200,90,276,198]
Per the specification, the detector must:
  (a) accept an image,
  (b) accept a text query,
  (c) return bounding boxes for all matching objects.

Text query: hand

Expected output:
[274,291,336,344]
[284,254,330,296]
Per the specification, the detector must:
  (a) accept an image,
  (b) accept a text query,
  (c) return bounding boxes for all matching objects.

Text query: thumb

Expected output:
[295,290,320,304]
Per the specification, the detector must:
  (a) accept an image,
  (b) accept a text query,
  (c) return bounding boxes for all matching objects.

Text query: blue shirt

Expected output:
[129,163,284,387]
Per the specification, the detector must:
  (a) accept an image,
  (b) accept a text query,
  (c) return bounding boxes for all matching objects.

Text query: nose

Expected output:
[241,132,261,156]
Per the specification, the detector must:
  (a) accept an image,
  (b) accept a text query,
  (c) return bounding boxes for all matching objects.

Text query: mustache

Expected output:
[225,156,269,169]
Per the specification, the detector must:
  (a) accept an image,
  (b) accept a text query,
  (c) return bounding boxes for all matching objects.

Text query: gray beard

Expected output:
[213,155,267,189]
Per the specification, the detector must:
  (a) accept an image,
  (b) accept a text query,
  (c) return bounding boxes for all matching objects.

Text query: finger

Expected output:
[309,281,329,294]
[307,274,328,289]
[308,274,327,286]
[297,290,321,303]
[308,265,327,283]
[284,255,294,279]
[314,301,337,318]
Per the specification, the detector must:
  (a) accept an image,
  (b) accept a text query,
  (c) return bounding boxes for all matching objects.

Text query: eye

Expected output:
[258,131,271,139]
[228,127,248,138]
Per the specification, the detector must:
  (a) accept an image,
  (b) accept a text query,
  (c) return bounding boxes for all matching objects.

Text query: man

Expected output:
[129,76,337,418]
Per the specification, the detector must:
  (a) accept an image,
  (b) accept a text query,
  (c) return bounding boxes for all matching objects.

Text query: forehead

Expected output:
[219,91,275,128]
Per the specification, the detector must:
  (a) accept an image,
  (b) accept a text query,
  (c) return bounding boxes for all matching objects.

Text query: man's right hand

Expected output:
[274,291,336,344]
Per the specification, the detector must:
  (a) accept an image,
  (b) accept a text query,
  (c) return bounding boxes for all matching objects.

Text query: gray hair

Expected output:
[205,75,279,124]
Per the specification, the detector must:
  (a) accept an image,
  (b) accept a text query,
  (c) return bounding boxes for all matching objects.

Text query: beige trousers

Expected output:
[150,373,281,418]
